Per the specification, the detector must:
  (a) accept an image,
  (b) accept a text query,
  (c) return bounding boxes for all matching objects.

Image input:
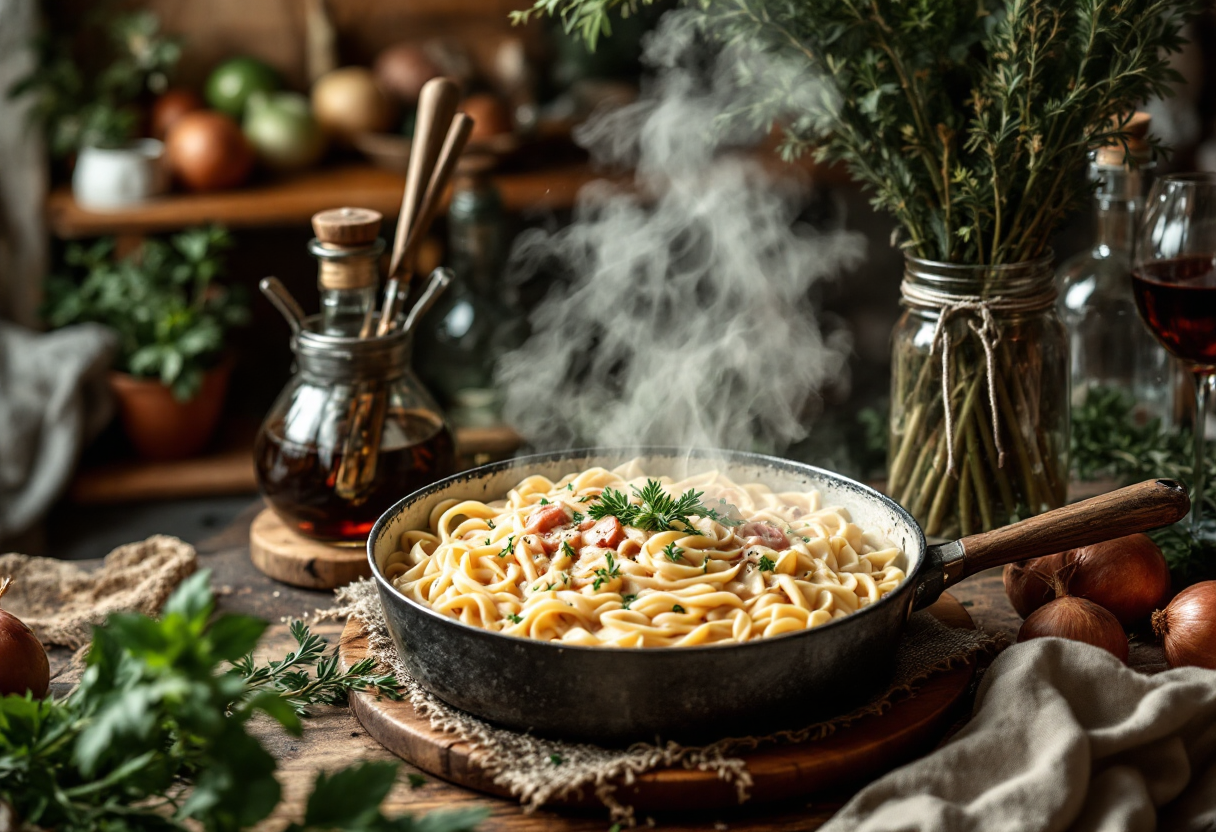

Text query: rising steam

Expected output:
[496,11,866,452]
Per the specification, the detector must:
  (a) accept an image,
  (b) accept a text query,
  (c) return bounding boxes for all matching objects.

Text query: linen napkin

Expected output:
[820,636,1216,832]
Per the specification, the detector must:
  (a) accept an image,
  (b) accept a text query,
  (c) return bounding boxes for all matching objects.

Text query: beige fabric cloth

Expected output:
[324,578,1004,822]
[0,535,197,648]
[820,637,1216,832]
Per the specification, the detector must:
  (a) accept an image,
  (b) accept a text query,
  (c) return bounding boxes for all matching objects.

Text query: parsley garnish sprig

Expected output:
[592,552,622,591]
[587,479,742,533]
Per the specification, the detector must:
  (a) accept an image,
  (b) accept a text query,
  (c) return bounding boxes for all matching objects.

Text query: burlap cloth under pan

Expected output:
[321,579,1005,822]
[0,535,197,649]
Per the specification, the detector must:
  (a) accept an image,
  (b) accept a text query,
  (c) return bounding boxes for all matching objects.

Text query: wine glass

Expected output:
[1132,173,1216,540]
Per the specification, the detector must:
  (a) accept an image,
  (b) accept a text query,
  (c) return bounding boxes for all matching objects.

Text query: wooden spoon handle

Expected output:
[399,112,475,271]
[955,478,1189,579]
[388,77,459,280]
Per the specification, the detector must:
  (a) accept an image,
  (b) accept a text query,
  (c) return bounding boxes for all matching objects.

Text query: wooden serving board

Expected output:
[249,508,371,589]
[338,595,976,812]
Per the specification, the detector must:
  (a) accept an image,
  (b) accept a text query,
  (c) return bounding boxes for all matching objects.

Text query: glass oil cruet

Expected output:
[255,207,456,545]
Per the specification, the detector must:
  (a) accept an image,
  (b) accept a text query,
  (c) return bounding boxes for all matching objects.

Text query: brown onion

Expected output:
[150,88,204,140]
[165,110,255,192]
[1152,581,1216,669]
[1004,533,1169,626]
[0,578,50,698]
[1018,595,1129,662]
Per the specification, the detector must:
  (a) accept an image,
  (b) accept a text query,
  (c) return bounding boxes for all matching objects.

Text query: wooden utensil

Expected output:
[375,114,474,336]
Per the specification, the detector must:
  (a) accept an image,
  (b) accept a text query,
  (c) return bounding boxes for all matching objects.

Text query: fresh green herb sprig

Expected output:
[0,570,482,832]
[498,535,516,558]
[592,553,622,591]
[233,620,401,714]
[588,479,742,533]
[663,542,684,563]
[621,593,638,609]
[757,555,776,573]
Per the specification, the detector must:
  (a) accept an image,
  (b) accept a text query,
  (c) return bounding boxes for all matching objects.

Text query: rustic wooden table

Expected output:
[43,500,1168,830]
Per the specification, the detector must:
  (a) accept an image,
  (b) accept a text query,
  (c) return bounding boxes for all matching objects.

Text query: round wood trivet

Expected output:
[338,595,977,812]
[249,508,371,589]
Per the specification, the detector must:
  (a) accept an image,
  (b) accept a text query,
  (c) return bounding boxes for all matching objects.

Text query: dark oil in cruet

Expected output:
[255,409,456,544]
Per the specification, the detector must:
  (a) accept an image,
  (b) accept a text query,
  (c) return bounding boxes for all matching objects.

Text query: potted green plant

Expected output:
[44,226,250,460]
[9,10,180,207]
[518,0,1197,536]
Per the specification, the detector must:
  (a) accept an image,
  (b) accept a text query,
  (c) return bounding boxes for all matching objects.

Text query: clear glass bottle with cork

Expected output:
[310,207,384,336]
[1058,112,1175,424]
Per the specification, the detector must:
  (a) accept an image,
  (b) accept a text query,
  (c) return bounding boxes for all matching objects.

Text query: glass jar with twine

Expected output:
[888,254,1068,539]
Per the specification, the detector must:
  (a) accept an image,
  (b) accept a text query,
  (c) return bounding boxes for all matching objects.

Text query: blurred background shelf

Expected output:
[67,421,524,506]
[47,161,610,239]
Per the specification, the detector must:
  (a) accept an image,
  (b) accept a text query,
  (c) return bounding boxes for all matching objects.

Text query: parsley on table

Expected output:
[587,479,742,532]
[0,570,485,832]
[758,555,777,572]
[672,604,686,614]
[663,542,684,563]
[592,552,621,591]
[498,535,516,558]
[550,754,563,765]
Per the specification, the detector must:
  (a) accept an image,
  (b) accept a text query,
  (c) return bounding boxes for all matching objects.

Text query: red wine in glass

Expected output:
[1131,255,1216,368]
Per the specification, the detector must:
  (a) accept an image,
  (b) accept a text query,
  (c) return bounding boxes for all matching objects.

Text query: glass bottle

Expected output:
[254,324,456,545]
[1058,117,1173,424]
[415,158,527,426]
[889,255,1069,539]
[310,207,383,336]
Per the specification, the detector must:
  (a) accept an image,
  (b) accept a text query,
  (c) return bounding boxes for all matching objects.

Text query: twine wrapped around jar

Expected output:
[888,255,1069,539]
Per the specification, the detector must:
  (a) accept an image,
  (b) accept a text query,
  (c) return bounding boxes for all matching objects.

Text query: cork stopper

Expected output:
[1094,112,1152,167]
[311,207,383,246]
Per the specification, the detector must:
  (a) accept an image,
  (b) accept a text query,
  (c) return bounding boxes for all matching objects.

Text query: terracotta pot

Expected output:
[108,361,232,461]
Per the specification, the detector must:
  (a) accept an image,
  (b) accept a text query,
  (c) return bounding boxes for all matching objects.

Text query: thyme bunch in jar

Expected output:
[518,0,1198,533]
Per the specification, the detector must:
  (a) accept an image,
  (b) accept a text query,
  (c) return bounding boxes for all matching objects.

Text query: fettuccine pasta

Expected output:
[384,462,906,647]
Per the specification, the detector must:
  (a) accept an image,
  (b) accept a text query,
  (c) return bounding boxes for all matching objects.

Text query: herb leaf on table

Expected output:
[0,570,474,832]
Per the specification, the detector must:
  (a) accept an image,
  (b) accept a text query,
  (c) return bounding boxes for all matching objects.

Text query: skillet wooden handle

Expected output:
[956,478,1190,579]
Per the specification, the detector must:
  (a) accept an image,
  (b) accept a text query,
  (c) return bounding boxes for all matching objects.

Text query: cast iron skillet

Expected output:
[367,448,1188,745]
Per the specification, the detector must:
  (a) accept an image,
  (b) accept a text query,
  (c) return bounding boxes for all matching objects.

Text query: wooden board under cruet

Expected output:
[249,508,371,589]
[337,595,977,813]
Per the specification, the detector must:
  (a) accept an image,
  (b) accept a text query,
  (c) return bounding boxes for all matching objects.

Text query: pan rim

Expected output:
[367,446,929,655]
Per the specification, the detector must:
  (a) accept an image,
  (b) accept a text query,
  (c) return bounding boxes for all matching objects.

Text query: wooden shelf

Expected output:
[68,423,523,505]
[47,162,610,239]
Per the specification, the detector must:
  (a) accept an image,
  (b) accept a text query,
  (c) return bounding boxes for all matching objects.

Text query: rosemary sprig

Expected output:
[234,620,401,713]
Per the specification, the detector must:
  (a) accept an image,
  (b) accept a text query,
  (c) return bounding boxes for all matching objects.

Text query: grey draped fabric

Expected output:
[820,636,1216,832]
[0,323,116,540]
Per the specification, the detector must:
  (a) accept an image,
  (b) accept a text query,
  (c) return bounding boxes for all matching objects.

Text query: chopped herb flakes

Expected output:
[571,510,584,525]
[486,519,495,529]
[663,542,684,563]
[566,483,574,491]
[550,754,563,765]
[497,535,516,558]
[561,540,577,560]
[540,497,549,505]
[621,593,637,609]
[758,555,776,572]
[672,604,686,614]
[506,613,523,624]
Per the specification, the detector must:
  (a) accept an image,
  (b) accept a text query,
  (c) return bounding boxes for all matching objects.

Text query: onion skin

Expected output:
[1018,596,1129,662]
[0,579,50,698]
[166,111,255,192]
[1152,581,1216,669]
[1004,534,1169,626]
